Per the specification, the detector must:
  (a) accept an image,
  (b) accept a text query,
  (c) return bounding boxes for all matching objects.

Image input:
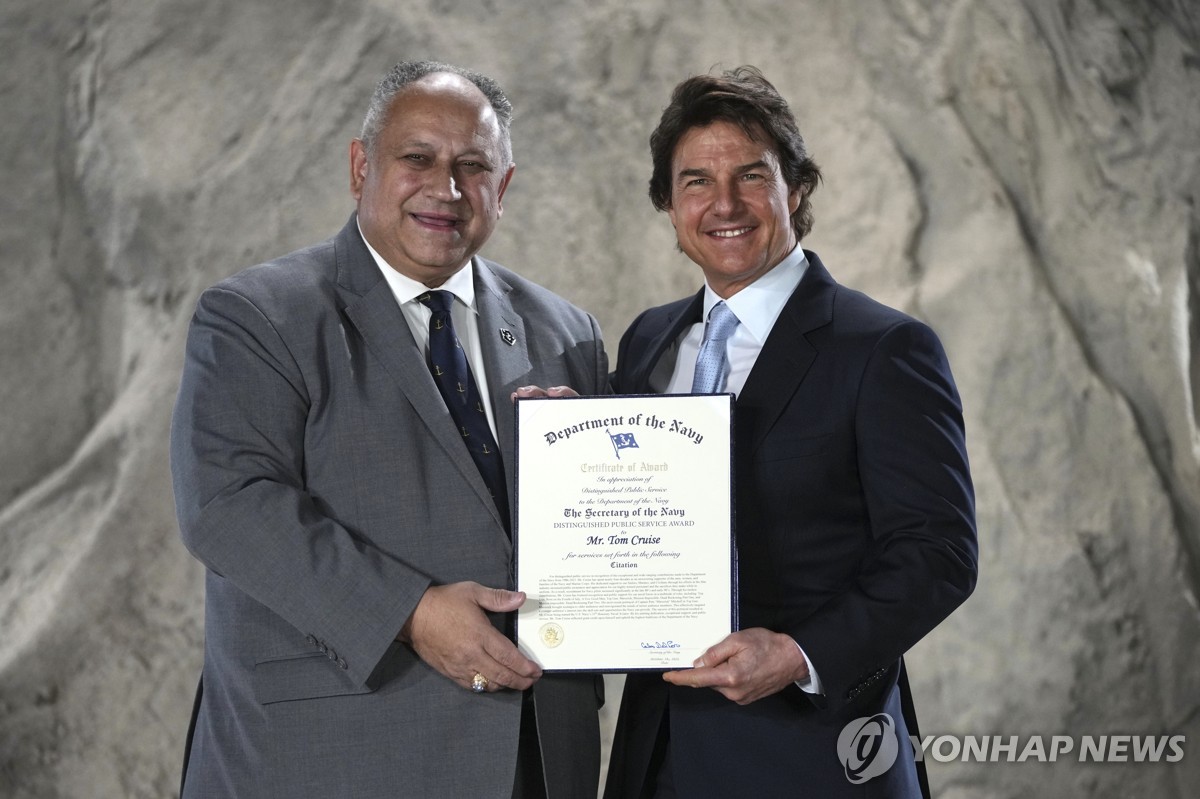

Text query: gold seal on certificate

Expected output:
[539,622,565,648]
[514,394,735,672]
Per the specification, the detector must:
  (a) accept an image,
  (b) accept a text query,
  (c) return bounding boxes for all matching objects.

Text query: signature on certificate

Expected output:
[640,640,682,650]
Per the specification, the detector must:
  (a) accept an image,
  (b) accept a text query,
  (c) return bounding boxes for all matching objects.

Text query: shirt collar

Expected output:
[701,245,809,344]
[357,218,478,311]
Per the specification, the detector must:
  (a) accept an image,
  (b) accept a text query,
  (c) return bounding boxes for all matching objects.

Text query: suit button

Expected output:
[327,648,338,661]
[337,658,348,670]
[306,634,317,646]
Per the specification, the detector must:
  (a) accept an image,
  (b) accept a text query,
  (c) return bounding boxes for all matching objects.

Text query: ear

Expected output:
[788,186,802,216]
[495,163,516,215]
[349,139,368,200]
[666,203,678,229]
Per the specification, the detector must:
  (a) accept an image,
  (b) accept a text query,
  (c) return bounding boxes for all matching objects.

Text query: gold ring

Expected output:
[471,673,489,693]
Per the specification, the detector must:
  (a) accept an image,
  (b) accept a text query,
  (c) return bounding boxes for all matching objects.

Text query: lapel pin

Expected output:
[499,329,516,346]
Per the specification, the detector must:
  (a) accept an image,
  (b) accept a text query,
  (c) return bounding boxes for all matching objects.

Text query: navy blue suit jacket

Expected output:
[604,252,977,798]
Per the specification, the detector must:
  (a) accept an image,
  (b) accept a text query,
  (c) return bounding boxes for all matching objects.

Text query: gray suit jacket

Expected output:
[171,215,607,798]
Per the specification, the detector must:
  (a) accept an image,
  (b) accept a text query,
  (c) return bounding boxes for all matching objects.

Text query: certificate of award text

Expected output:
[515,394,735,671]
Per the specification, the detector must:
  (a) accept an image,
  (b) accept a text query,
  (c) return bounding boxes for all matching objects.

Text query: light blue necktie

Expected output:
[691,301,740,394]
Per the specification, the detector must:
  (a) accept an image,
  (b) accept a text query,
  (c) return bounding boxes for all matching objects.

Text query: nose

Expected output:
[712,179,741,216]
[425,163,461,201]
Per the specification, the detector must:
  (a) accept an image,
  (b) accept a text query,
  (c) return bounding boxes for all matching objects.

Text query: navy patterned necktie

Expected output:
[691,301,740,394]
[418,290,509,531]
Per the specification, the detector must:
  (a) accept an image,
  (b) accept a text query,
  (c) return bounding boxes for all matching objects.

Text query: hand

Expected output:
[511,384,580,401]
[400,581,542,693]
[662,628,809,705]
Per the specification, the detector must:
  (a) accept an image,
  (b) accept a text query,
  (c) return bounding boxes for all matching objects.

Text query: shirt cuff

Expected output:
[794,640,824,695]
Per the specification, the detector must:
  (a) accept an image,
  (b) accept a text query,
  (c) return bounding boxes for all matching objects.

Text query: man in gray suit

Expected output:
[170,60,607,798]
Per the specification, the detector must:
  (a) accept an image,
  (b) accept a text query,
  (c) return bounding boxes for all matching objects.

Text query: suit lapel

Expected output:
[473,259,530,487]
[736,251,836,455]
[626,291,704,393]
[335,218,507,533]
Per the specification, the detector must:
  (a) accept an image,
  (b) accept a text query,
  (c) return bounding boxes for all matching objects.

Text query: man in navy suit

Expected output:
[603,66,978,798]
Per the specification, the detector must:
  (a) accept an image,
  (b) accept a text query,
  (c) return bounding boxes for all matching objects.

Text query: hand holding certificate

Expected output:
[514,394,735,671]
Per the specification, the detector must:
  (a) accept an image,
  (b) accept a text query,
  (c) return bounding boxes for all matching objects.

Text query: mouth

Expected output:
[410,212,462,231]
[707,226,754,239]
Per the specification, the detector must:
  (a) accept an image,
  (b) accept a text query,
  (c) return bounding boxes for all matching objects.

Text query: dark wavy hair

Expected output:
[649,66,822,241]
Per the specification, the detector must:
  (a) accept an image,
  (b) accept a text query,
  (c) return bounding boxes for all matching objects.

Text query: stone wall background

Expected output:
[2,1,1198,796]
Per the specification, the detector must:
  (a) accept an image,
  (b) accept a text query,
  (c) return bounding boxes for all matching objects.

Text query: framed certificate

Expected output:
[514,394,736,671]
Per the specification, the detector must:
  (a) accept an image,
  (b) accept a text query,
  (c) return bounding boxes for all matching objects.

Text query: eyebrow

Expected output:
[392,139,435,151]
[388,140,496,166]
[675,160,771,181]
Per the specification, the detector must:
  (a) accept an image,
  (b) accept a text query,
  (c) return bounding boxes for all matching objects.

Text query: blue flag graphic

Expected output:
[607,429,640,460]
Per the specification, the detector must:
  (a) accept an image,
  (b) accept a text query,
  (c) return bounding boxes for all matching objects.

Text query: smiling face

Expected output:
[666,120,801,298]
[350,72,514,287]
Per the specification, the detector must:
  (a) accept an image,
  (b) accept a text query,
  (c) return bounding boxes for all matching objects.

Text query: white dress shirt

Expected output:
[666,245,825,695]
[666,245,808,396]
[357,221,499,440]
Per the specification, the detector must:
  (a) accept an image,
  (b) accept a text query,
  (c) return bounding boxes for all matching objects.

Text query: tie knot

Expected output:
[705,301,739,342]
[419,290,454,315]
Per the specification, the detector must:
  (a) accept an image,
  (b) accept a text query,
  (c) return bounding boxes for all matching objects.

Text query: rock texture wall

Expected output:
[2,1,1197,797]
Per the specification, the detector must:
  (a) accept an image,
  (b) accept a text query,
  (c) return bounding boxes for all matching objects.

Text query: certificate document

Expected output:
[514,394,735,671]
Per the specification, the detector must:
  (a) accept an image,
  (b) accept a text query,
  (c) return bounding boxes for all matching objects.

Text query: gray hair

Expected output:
[360,60,514,166]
